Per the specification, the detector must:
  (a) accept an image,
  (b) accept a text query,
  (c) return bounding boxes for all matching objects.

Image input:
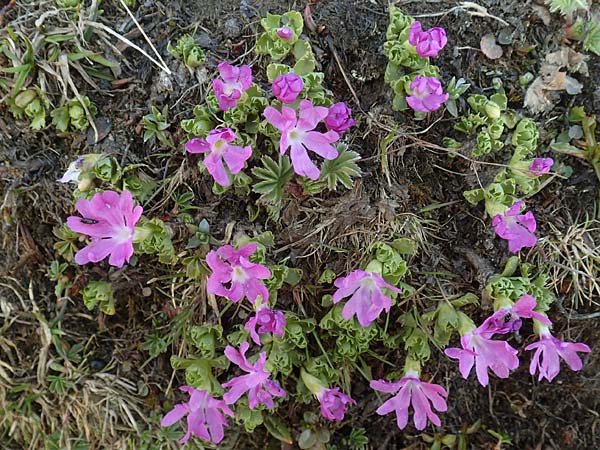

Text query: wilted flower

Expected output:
[406,75,449,113]
[526,326,591,382]
[212,61,252,111]
[58,156,84,183]
[370,371,448,430]
[332,270,402,327]
[492,200,537,253]
[161,386,234,445]
[67,190,142,268]
[277,27,294,40]
[245,304,286,345]
[485,294,552,334]
[222,342,286,409]
[264,99,339,180]
[528,157,553,177]
[408,21,447,58]
[185,128,252,186]
[300,369,355,421]
[206,243,271,304]
[272,73,304,104]
[324,102,356,134]
[444,324,519,387]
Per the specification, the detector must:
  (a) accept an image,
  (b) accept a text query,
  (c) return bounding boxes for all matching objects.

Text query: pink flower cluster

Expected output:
[405,21,449,113]
[445,295,590,386]
[212,61,252,111]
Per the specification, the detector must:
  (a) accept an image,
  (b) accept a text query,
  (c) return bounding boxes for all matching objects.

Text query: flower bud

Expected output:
[272,73,304,104]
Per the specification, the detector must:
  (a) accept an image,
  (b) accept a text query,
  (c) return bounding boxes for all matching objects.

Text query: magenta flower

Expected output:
[525,327,591,382]
[161,386,234,445]
[370,372,448,430]
[317,387,355,421]
[277,27,294,40]
[244,305,286,345]
[66,190,142,268]
[492,201,537,253]
[485,294,552,334]
[212,61,252,111]
[528,157,553,177]
[272,73,304,104]
[206,243,271,304]
[406,75,449,113]
[324,102,356,134]
[332,270,402,327]
[222,342,286,409]
[263,100,340,180]
[444,325,519,386]
[408,21,447,58]
[185,128,252,186]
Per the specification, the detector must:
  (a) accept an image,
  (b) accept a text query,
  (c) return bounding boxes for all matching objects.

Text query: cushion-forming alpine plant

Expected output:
[212,61,253,111]
[66,189,142,268]
[206,242,271,305]
[264,99,341,180]
[185,128,252,186]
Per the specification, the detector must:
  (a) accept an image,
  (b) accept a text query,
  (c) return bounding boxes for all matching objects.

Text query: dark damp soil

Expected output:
[1,0,599,449]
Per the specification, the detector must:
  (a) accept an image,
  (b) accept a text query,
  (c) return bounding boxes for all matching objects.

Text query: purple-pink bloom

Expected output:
[185,128,252,186]
[272,73,304,104]
[370,372,448,430]
[222,342,286,409]
[332,270,402,327]
[206,243,271,304]
[161,386,234,445]
[408,21,448,58]
[66,190,142,268]
[324,102,356,134]
[406,75,449,113]
[244,305,286,345]
[528,158,553,177]
[317,387,356,421]
[263,100,340,180]
[277,27,294,40]
[525,327,591,382]
[492,200,537,253]
[485,294,552,334]
[212,61,252,111]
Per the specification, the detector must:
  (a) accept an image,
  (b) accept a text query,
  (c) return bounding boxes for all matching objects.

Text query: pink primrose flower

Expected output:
[222,342,286,409]
[492,200,537,253]
[526,327,591,382]
[277,27,294,40]
[161,386,234,445]
[317,387,355,421]
[244,305,286,345]
[212,61,252,111]
[484,294,552,334]
[528,157,553,177]
[185,128,252,186]
[67,190,142,268]
[324,102,356,134]
[263,99,340,180]
[332,270,402,327]
[406,75,449,113]
[206,243,271,304]
[370,372,448,430]
[272,73,304,104]
[408,21,447,58]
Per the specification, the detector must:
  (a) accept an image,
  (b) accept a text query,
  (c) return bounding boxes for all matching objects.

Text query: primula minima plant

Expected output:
[161,386,234,445]
[332,269,402,327]
[185,128,252,186]
[408,21,447,58]
[491,200,537,253]
[206,243,271,304]
[213,61,253,111]
[272,72,304,104]
[406,75,449,113]
[244,304,286,345]
[301,369,355,422]
[67,190,142,268]
[222,342,286,409]
[264,99,341,180]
